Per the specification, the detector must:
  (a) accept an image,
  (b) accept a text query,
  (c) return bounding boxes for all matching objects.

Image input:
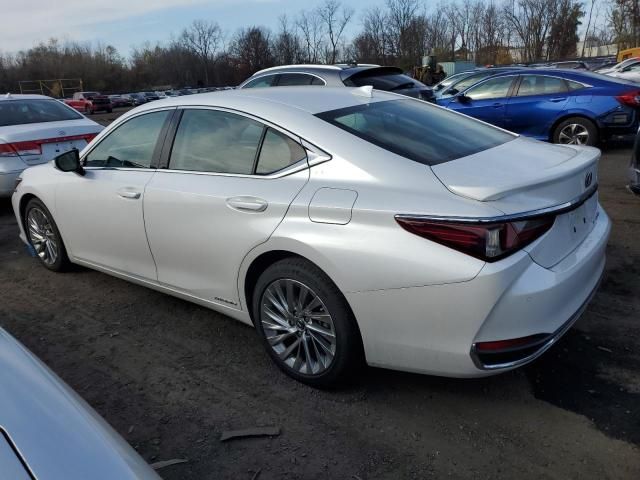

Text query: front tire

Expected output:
[24,198,70,272]
[252,258,363,388]
[553,117,598,146]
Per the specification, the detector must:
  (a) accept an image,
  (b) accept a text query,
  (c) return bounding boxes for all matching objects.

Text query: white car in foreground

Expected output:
[0,94,103,197]
[11,87,610,387]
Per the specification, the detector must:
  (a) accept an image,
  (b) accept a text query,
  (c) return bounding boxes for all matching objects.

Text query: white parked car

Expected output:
[595,57,640,75]
[0,327,160,479]
[11,88,610,387]
[608,62,640,83]
[0,94,103,197]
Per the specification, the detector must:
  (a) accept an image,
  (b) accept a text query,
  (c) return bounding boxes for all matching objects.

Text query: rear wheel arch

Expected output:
[549,113,600,143]
[242,250,361,337]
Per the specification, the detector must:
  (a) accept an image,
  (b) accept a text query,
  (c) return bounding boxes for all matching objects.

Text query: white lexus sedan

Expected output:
[0,94,103,197]
[11,87,610,387]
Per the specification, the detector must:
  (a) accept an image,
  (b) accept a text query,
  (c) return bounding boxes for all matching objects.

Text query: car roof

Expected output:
[0,93,53,101]
[118,87,396,128]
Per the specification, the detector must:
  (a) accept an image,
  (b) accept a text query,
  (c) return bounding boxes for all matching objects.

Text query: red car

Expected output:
[64,92,112,114]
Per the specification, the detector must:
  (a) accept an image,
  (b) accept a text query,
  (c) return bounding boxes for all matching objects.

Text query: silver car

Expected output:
[239,64,435,101]
[12,87,610,387]
[0,327,160,479]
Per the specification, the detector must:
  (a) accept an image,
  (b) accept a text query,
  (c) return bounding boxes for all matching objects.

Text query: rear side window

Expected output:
[277,73,324,86]
[169,109,264,174]
[243,76,276,89]
[316,99,514,166]
[567,80,586,91]
[85,110,170,168]
[256,128,307,174]
[0,99,82,127]
[516,75,567,96]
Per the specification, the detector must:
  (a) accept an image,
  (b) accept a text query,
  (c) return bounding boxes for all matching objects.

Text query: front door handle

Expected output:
[491,102,503,108]
[549,97,567,102]
[117,188,141,199]
[226,196,268,212]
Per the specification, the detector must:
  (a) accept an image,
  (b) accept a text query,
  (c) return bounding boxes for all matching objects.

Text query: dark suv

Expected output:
[239,64,434,102]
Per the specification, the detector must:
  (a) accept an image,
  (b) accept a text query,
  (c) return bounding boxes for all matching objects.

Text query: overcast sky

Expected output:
[2,0,379,56]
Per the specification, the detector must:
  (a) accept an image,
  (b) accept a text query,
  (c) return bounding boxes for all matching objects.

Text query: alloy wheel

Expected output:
[27,207,58,266]
[260,279,336,375]
[558,123,589,145]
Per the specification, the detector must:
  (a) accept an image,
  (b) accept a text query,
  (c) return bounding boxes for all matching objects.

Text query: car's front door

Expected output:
[505,74,570,139]
[55,109,174,280]
[143,108,310,308]
[446,75,517,127]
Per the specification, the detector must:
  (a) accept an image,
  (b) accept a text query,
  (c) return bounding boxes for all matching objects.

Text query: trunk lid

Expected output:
[0,119,103,166]
[430,136,600,268]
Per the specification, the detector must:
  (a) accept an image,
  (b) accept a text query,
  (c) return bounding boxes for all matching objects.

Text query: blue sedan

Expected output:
[437,69,640,146]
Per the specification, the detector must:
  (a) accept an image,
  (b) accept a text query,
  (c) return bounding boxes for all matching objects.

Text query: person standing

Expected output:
[420,66,434,86]
[433,64,447,84]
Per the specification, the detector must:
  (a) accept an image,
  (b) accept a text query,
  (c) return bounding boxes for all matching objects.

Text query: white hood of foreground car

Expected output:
[430,136,599,214]
[0,328,160,480]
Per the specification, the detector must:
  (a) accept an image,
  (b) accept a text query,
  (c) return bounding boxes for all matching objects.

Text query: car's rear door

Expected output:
[55,108,175,280]
[143,107,310,308]
[505,74,570,139]
[446,75,517,127]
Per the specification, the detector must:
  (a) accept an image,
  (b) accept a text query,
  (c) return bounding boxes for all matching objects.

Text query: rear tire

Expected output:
[553,117,598,146]
[24,198,70,272]
[252,258,363,388]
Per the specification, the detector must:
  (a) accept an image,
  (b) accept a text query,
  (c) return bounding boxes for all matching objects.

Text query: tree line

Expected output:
[0,0,638,95]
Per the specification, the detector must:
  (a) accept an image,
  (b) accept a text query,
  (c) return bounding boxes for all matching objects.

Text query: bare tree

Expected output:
[317,0,354,63]
[297,9,325,63]
[273,15,302,65]
[181,20,222,85]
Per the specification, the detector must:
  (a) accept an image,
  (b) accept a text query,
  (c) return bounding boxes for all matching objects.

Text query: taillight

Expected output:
[395,215,555,262]
[0,141,41,157]
[0,133,96,158]
[616,90,640,107]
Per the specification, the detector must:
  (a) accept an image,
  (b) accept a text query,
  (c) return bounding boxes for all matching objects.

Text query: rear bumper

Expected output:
[346,204,611,377]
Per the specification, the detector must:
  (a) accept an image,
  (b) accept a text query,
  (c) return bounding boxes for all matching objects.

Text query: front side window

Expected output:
[243,76,276,89]
[169,109,264,174]
[316,99,514,166]
[451,72,495,93]
[0,99,82,127]
[84,110,170,168]
[465,76,515,100]
[516,75,567,96]
[256,128,307,174]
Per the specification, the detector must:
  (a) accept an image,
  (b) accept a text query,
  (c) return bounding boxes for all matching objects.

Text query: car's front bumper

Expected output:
[346,204,611,377]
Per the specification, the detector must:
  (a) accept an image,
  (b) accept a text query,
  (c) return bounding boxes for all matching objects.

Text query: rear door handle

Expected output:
[117,188,141,199]
[226,196,268,212]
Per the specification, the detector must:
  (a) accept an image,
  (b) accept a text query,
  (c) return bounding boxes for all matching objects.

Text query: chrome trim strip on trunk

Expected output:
[395,183,598,225]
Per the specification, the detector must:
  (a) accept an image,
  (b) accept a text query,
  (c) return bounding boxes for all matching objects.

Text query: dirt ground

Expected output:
[0,121,639,478]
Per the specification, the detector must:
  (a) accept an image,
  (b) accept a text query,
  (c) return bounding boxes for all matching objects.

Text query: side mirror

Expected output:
[448,88,459,95]
[457,93,471,103]
[54,149,85,176]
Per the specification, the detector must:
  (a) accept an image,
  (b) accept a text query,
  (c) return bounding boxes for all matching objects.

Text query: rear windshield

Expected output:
[0,99,82,127]
[346,72,422,91]
[316,99,514,166]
